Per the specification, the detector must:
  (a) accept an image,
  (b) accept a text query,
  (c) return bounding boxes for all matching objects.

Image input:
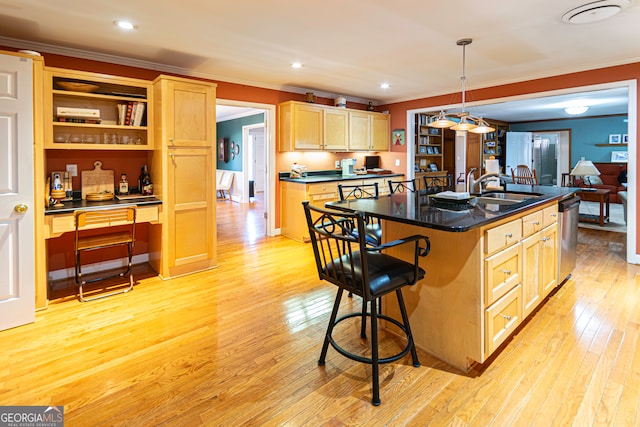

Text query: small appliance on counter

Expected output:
[342,158,357,176]
[289,163,307,179]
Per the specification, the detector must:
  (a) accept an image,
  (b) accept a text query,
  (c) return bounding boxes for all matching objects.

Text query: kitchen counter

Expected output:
[45,196,162,215]
[279,170,403,184]
[326,184,577,232]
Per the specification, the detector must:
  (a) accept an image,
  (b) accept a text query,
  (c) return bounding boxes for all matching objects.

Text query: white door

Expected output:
[0,54,35,331]
[506,131,533,173]
[251,127,265,193]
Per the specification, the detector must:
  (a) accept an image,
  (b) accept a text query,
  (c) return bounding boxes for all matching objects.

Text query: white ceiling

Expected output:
[1,0,637,121]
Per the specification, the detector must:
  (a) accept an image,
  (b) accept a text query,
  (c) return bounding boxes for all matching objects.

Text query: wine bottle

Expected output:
[139,165,153,195]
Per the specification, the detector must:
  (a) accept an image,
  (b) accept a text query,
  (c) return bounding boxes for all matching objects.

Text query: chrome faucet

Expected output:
[466,168,501,194]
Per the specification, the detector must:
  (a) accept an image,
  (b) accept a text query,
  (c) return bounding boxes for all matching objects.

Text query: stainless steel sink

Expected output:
[474,197,522,205]
[479,191,542,201]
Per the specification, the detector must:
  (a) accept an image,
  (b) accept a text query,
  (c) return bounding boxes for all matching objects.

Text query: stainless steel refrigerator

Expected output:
[506,131,558,185]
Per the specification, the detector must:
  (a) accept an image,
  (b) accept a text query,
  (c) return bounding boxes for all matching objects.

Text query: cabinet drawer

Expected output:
[485,284,522,355]
[485,219,522,255]
[522,210,544,237]
[484,244,521,306]
[543,205,559,226]
[307,184,337,202]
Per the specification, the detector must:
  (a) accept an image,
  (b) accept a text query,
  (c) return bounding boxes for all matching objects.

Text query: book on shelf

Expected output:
[57,117,102,124]
[117,101,145,126]
[56,107,100,119]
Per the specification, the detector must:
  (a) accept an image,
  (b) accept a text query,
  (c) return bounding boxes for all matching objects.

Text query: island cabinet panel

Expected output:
[151,75,217,278]
[382,200,559,373]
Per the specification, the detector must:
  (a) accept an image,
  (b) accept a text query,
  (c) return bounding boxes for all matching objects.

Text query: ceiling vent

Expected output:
[562,0,631,24]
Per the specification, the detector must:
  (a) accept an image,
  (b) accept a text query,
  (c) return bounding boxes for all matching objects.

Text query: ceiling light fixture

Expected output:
[565,106,589,115]
[113,20,137,30]
[380,83,390,89]
[291,62,303,69]
[561,0,631,24]
[427,39,494,134]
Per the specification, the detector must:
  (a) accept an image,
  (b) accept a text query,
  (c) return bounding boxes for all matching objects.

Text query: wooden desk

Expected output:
[45,202,161,238]
[577,189,610,227]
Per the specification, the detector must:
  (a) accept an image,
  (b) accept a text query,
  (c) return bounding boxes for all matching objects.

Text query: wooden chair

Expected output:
[511,164,538,185]
[302,201,430,405]
[388,179,416,194]
[74,206,136,302]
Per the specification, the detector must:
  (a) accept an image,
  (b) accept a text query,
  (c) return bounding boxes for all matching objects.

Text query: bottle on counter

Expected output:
[139,165,153,195]
[119,173,129,195]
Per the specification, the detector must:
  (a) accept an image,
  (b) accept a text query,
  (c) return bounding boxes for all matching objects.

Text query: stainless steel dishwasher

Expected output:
[558,195,580,284]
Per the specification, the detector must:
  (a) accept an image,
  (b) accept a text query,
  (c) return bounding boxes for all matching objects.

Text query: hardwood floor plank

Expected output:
[3,201,640,426]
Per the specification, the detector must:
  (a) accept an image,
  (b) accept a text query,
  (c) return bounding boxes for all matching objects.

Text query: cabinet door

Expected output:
[541,223,558,297]
[293,103,323,149]
[349,111,370,150]
[521,232,542,318]
[163,79,215,147]
[167,147,215,268]
[324,108,348,151]
[371,113,390,151]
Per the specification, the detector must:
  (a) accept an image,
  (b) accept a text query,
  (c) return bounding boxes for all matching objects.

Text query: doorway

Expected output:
[216,100,277,238]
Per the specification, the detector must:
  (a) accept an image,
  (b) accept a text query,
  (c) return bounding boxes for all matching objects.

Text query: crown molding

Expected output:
[0,36,376,106]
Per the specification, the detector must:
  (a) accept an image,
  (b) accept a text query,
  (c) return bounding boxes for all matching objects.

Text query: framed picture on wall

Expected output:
[623,134,628,143]
[609,134,621,144]
[611,151,628,162]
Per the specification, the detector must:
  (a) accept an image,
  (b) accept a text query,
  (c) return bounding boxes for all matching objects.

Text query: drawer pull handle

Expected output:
[502,314,512,321]
[501,269,511,275]
[505,233,513,238]
[531,221,540,225]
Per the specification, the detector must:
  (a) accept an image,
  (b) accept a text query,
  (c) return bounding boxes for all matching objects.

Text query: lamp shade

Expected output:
[570,158,600,177]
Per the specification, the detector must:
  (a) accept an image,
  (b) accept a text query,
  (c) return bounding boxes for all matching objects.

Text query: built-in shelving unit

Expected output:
[44,67,153,150]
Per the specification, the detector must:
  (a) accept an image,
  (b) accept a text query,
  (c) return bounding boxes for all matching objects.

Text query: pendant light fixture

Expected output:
[428,38,494,134]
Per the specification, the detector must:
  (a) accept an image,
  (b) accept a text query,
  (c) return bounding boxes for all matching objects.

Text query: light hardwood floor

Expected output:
[3,197,640,426]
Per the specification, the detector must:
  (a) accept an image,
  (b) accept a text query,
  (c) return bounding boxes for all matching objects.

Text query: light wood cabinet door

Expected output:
[152,75,217,278]
[167,147,214,269]
[324,108,348,151]
[485,284,522,355]
[349,111,371,150]
[293,103,323,150]
[371,113,390,151]
[541,223,558,297]
[521,232,542,317]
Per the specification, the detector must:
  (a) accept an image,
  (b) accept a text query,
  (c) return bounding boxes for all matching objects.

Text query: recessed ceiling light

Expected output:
[380,83,390,89]
[565,106,589,115]
[113,20,137,30]
[291,62,303,69]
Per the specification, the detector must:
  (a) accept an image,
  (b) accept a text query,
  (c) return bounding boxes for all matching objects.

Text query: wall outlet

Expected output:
[335,160,341,168]
[66,164,78,177]
[395,159,401,167]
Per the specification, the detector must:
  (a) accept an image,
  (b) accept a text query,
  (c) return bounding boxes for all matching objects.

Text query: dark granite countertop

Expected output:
[326,184,579,232]
[45,196,162,215]
[279,170,403,184]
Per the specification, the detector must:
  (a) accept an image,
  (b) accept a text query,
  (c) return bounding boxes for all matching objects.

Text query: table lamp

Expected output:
[570,157,600,189]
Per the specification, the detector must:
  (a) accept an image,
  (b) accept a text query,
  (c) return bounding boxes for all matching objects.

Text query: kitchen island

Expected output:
[327,185,577,372]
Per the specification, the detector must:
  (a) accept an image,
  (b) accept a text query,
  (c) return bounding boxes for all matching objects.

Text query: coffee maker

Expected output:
[342,158,357,176]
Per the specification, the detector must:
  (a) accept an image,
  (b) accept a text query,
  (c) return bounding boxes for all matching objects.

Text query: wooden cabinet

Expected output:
[414,113,444,173]
[349,110,390,151]
[278,101,388,152]
[384,200,560,372]
[150,76,217,278]
[280,177,391,242]
[44,67,153,150]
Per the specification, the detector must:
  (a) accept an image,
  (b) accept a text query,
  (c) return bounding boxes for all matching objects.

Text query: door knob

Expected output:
[14,204,28,214]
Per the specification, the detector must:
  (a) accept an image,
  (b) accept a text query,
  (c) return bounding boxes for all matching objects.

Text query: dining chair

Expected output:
[511,164,538,185]
[74,206,136,302]
[422,174,454,193]
[302,201,430,405]
[388,179,416,194]
[217,171,234,199]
